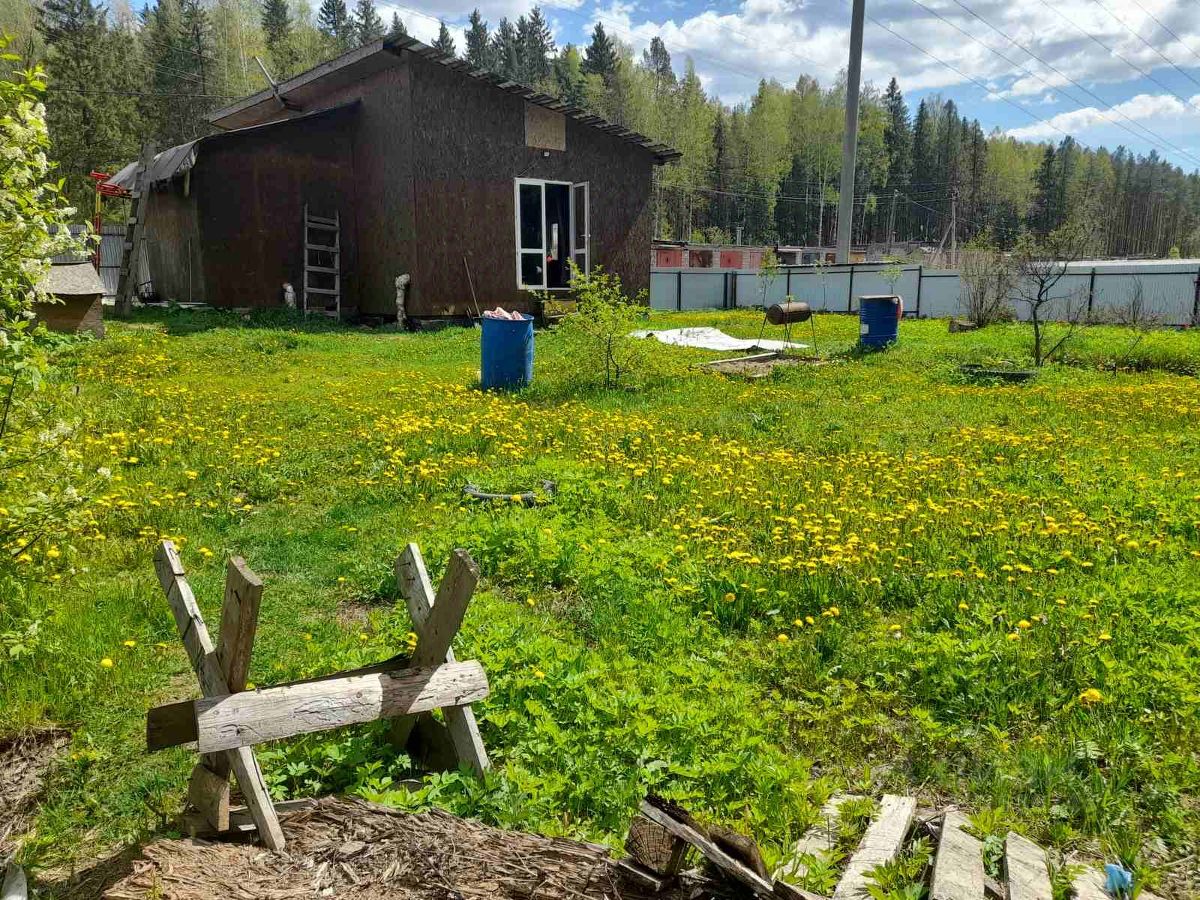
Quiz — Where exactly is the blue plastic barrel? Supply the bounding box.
[859,295,901,348]
[480,314,534,390]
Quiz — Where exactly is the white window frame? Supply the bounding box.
[514,178,589,291]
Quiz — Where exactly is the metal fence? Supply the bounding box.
[650,262,1200,326]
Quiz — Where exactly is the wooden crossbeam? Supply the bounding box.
[181,661,488,753]
[391,544,489,774]
[151,541,285,850]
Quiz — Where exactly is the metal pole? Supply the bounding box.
[836,0,866,265]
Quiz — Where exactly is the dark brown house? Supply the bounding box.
[111,37,679,321]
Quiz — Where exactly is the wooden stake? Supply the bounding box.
[390,544,490,774]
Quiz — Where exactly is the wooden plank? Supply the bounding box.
[187,762,231,832]
[193,661,489,753]
[151,540,284,851]
[1004,833,1052,900]
[626,814,688,875]
[147,653,412,751]
[831,795,916,900]
[2,863,28,900]
[1071,868,1109,900]
[638,800,775,897]
[931,811,984,900]
[391,545,490,775]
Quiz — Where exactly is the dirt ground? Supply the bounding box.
[96,797,694,900]
[0,728,70,858]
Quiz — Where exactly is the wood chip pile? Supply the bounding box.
[0,728,69,857]
[104,797,691,900]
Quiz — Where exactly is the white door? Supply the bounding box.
[569,182,589,279]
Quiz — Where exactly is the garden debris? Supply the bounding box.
[482,307,525,320]
[631,327,807,353]
[0,728,70,856]
[103,796,690,899]
[462,480,556,506]
[958,363,1036,382]
[702,352,829,379]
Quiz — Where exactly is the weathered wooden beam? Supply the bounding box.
[152,540,284,851]
[1004,833,1051,900]
[626,813,688,875]
[831,795,916,900]
[187,762,231,833]
[147,653,411,751]
[204,556,264,781]
[218,557,263,692]
[1071,868,1109,900]
[778,794,860,880]
[931,811,984,900]
[391,545,489,774]
[191,661,488,753]
[638,800,775,897]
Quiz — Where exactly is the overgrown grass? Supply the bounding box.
[3,309,1198,888]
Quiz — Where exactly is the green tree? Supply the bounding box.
[490,17,518,78]
[516,7,553,85]
[261,0,296,75]
[464,8,489,69]
[582,22,616,82]
[316,0,351,49]
[39,0,141,207]
[641,36,674,98]
[388,12,406,38]
[432,20,456,56]
[553,44,587,108]
[352,0,383,45]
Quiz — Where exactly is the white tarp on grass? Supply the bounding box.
[630,327,808,352]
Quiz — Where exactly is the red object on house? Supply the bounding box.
[718,249,743,269]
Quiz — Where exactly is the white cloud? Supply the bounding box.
[1006,91,1200,140]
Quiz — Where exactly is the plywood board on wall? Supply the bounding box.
[525,103,566,151]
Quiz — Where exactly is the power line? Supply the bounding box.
[1089,0,1200,95]
[1032,0,1200,118]
[941,0,1200,171]
[902,0,1200,170]
[52,87,238,98]
[1123,0,1200,70]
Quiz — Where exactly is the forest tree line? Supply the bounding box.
[10,0,1200,258]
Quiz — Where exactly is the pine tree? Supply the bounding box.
[1031,144,1058,235]
[552,43,586,108]
[316,0,351,49]
[642,36,674,97]
[352,0,383,45]
[389,12,406,38]
[40,0,141,207]
[582,22,616,82]
[261,0,296,76]
[882,78,912,187]
[432,20,456,56]
[515,7,553,84]
[490,17,519,79]
[464,9,490,69]
[910,99,937,237]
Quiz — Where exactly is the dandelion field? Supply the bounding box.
[3,309,1200,890]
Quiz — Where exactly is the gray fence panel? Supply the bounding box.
[919,274,961,317]
[682,271,727,310]
[650,271,680,310]
[1090,271,1195,325]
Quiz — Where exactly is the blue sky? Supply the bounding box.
[379,0,1200,171]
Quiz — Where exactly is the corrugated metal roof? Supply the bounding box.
[206,38,682,163]
[39,262,105,297]
[108,141,199,190]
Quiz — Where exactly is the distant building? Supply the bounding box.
[652,241,866,270]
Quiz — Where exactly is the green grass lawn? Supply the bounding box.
[3,308,1199,891]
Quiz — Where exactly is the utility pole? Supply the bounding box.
[887,189,898,254]
[950,190,957,268]
[836,0,866,265]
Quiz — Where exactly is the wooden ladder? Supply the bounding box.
[303,204,340,318]
[115,142,156,317]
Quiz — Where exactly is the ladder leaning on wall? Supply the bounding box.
[302,205,340,318]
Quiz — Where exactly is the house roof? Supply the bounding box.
[107,102,361,190]
[39,262,105,297]
[206,37,682,164]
